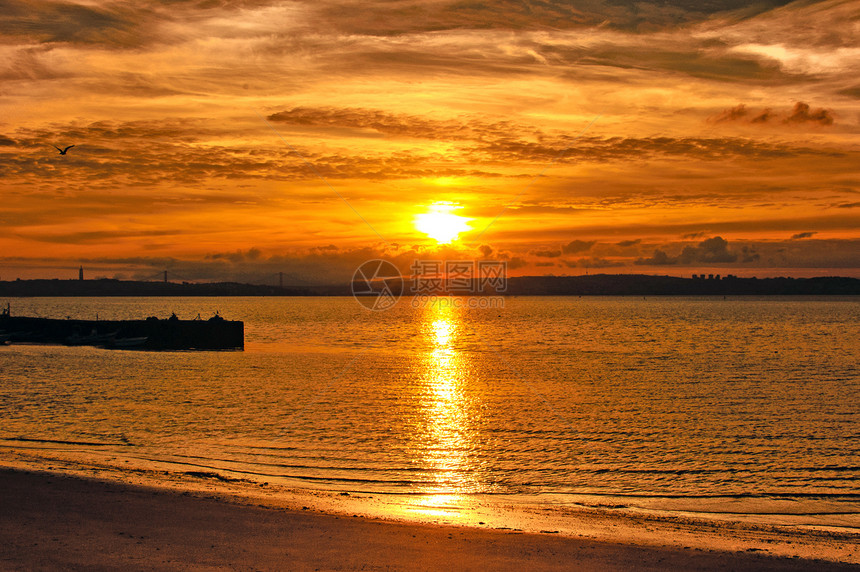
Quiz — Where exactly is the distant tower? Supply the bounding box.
[279,272,284,289]
[164,270,168,283]
[79,266,84,281]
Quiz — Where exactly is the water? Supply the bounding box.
[1,296,858,527]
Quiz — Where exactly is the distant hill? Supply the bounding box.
[0,274,857,297]
[0,279,310,297]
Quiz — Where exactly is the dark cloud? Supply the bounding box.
[205,247,264,263]
[751,108,776,123]
[506,256,528,270]
[317,0,797,36]
[836,86,860,99]
[791,231,817,240]
[326,32,799,84]
[740,245,759,263]
[636,236,737,265]
[683,237,737,263]
[616,239,641,247]
[532,249,562,258]
[566,44,788,82]
[562,240,595,254]
[0,135,16,146]
[0,0,164,47]
[471,134,843,164]
[267,106,486,140]
[712,104,749,122]
[636,248,676,266]
[785,102,834,126]
[711,101,834,126]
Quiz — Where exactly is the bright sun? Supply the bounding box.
[415,202,471,244]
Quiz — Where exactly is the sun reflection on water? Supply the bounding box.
[404,301,486,520]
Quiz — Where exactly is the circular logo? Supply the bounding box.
[351,259,403,311]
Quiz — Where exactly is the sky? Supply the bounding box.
[1,0,858,284]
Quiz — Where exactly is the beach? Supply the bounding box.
[1,468,858,571]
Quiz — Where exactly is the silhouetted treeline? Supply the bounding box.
[0,275,857,297]
[0,279,310,297]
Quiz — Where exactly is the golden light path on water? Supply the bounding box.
[403,301,485,520]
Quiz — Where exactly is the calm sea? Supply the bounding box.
[1,296,858,527]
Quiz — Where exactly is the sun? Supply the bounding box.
[415,202,471,244]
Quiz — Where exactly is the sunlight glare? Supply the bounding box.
[415,202,471,244]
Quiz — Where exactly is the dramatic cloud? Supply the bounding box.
[713,104,752,122]
[711,101,834,126]
[636,236,738,265]
[786,102,834,125]
[682,236,738,263]
[562,240,595,254]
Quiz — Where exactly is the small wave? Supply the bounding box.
[183,471,248,482]
[229,444,299,452]
[540,491,860,500]
[589,467,721,475]
[2,436,131,447]
[169,453,438,474]
[796,466,860,473]
[131,456,433,486]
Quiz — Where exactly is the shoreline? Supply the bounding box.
[1,464,858,570]
[3,444,858,537]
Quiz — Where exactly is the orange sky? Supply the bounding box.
[1,0,858,282]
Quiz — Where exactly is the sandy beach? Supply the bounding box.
[1,468,857,571]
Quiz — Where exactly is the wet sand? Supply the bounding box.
[1,469,857,571]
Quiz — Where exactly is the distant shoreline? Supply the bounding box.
[0,274,859,297]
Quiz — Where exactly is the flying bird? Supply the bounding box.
[53,145,75,155]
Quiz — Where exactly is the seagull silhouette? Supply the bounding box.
[53,145,75,155]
